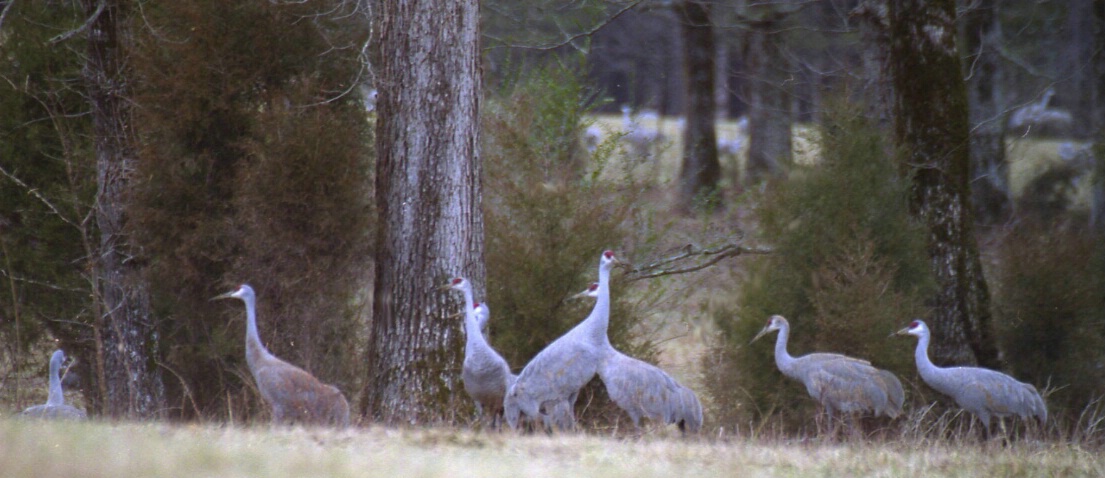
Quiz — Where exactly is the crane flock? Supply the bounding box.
[15,250,1051,443]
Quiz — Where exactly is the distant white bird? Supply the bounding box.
[214,284,350,427]
[443,277,515,428]
[20,349,87,420]
[1008,88,1071,134]
[620,105,665,159]
[752,315,904,433]
[896,320,1047,436]
[583,125,604,154]
[573,282,703,434]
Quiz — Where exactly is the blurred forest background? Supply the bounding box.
[0,0,1102,438]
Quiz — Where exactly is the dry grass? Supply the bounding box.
[0,419,1100,477]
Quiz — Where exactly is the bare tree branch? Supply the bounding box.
[49,0,105,44]
[484,0,642,52]
[623,242,772,282]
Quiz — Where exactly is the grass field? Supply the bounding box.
[1,419,1101,477]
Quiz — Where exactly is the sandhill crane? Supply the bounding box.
[620,105,665,159]
[20,349,87,420]
[895,320,1047,436]
[443,277,515,428]
[213,284,350,427]
[503,250,622,431]
[752,315,904,434]
[572,282,703,434]
[1008,88,1072,135]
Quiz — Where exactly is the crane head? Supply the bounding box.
[473,302,490,328]
[569,282,600,300]
[211,283,254,301]
[894,319,927,338]
[751,315,788,344]
[441,277,469,291]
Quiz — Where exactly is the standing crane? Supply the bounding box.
[752,315,904,434]
[895,320,1047,437]
[503,250,622,431]
[572,282,703,434]
[213,284,350,427]
[20,349,87,420]
[443,277,515,428]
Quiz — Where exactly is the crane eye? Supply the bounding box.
[910,320,920,328]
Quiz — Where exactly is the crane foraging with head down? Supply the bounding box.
[895,320,1047,436]
[20,349,87,420]
[572,282,703,434]
[752,315,904,433]
[213,284,350,427]
[443,277,515,428]
[503,250,622,431]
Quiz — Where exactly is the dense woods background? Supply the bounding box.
[1,0,1102,437]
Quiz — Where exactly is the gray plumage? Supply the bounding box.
[20,349,87,420]
[444,277,514,426]
[575,282,704,434]
[214,284,350,427]
[896,320,1047,433]
[503,250,621,431]
[752,315,905,421]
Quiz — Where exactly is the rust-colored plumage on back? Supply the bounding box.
[216,284,350,427]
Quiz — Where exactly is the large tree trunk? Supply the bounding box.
[675,0,721,212]
[1090,0,1105,231]
[744,14,791,184]
[887,0,999,368]
[964,0,1010,224]
[85,0,165,418]
[365,0,484,423]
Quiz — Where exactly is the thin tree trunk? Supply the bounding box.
[964,0,1010,224]
[675,0,721,212]
[365,0,484,424]
[744,14,791,184]
[85,0,165,418]
[887,0,999,368]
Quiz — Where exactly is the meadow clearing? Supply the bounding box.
[3,115,1099,477]
[1,418,1102,477]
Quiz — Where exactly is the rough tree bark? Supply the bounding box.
[84,0,166,418]
[887,0,1000,368]
[675,0,721,212]
[364,0,484,423]
[964,0,1010,224]
[743,12,791,184]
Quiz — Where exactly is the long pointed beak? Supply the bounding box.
[891,326,911,337]
[210,291,234,301]
[750,327,771,344]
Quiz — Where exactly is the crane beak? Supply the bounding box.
[210,291,235,301]
[891,326,911,337]
[750,327,771,344]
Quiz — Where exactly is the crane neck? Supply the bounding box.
[242,294,274,369]
[773,323,796,375]
[585,263,613,350]
[46,352,65,406]
[459,285,485,349]
[913,330,940,381]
